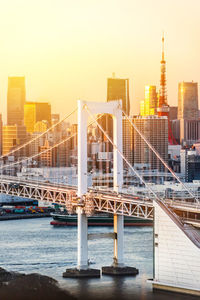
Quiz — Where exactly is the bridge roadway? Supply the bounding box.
[0,176,200,226]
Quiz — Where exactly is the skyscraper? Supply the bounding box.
[51,114,60,126]
[123,117,134,166]
[0,114,2,156]
[24,102,51,134]
[107,74,130,115]
[40,139,52,167]
[98,74,130,153]
[178,82,198,120]
[2,125,27,156]
[133,115,168,170]
[7,77,26,126]
[169,106,178,120]
[140,85,158,116]
[177,81,199,145]
[29,132,45,158]
[34,121,48,133]
[70,124,78,166]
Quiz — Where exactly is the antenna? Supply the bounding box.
[162,32,165,61]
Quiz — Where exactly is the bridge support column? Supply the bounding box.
[102,214,138,276]
[77,206,88,269]
[63,205,100,278]
[113,214,124,266]
[63,100,100,278]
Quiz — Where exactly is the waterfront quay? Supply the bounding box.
[0,202,54,221]
[0,212,51,221]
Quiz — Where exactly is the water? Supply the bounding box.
[0,218,195,300]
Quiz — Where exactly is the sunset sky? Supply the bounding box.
[0,0,200,121]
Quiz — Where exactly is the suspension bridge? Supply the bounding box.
[0,100,200,296]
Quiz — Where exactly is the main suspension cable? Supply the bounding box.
[121,108,199,204]
[84,104,161,202]
[0,113,105,172]
[0,107,78,160]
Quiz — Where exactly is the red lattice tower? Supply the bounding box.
[157,35,177,144]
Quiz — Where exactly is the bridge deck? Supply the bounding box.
[0,177,199,226]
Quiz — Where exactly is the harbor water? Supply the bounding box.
[0,218,195,300]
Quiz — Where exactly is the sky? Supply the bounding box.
[0,0,200,122]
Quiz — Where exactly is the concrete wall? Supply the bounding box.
[154,201,200,294]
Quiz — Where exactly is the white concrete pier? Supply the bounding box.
[113,214,124,266]
[77,207,88,269]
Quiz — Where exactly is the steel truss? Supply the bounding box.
[0,178,154,219]
[0,178,199,224]
[87,192,154,219]
[0,179,76,205]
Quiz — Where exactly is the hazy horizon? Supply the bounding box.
[0,0,200,123]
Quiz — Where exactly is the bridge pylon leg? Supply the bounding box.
[63,204,100,278]
[63,100,101,278]
[102,214,139,276]
[77,206,88,269]
[113,214,124,267]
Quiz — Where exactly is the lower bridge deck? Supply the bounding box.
[0,177,200,227]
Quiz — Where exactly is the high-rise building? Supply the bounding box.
[70,124,78,166]
[169,106,179,144]
[51,114,60,125]
[140,85,158,116]
[24,102,51,134]
[107,73,130,115]
[169,106,178,121]
[2,125,27,156]
[170,119,180,144]
[53,139,71,167]
[177,82,199,145]
[170,118,200,146]
[7,76,26,126]
[34,121,48,133]
[40,139,52,167]
[181,148,200,182]
[178,82,198,120]
[51,114,61,134]
[133,115,168,170]
[98,74,130,155]
[70,124,78,150]
[123,117,134,166]
[96,113,113,153]
[29,132,45,158]
[180,119,200,146]
[0,114,2,156]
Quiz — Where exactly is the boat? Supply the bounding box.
[50,213,153,226]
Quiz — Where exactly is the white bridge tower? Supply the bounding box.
[77,99,123,272]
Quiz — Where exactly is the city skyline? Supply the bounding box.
[0,2,200,299]
[0,1,200,121]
